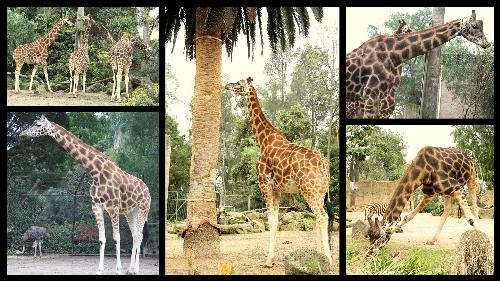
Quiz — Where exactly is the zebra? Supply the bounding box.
[364,203,387,220]
[364,203,403,233]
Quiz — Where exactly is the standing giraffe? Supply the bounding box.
[366,146,479,256]
[19,115,151,275]
[13,17,74,94]
[69,15,95,97]
[225,77,332,267]
[347,20,412,118]
[108,33,153,102]
[346,10,491,118]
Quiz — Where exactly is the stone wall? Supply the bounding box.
[346,179,415,211]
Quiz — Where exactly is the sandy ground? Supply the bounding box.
[7,90,120,106]
[346,211,494,249]
[7,254,159,275]
[166,230,340,275]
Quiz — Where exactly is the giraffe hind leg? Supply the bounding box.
[14,62,24,93]
[29,65,38,92]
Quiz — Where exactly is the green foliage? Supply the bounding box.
[451,125,494,189]
[122,83,159,106]
[166,115,191,192]
[275,105,311,142]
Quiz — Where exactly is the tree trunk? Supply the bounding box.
[421,7,445,119]
[349,156,359,208]
[165,135,171,211]
[141,8,151,69]
[75,7,85,49]
[182,7,221,259]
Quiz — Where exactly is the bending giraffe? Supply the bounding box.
[19,115,151,275]
[366,146,479,256]
[69,15,95,97]
[346,10,491,118]
[347,19,412,118]
[13,17,74,94]
[225,77,332,267]
[108,33,153,102]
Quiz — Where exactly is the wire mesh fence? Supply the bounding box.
[166,191,267,222]
[7,192,159,256]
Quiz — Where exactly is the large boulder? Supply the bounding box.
[219,223,254,234]
[243,211,261,220]
[351,219,368,239]
[250,219,265,233]
[284,249,330,275]
[86,82,105,93]
[281,211,304,224]
[479,207,494,219]
[53,82,69,91]
[166,221,186,235]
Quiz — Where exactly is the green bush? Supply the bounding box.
[122,83,159,106]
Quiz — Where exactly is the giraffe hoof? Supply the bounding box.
[425,240,436,245]
[264,260,274,268]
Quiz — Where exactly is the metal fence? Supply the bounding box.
[166,191,267,222]
[7,192,159,256]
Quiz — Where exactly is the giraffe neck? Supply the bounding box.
[246,86,285,148]
[80,25,91,50]
[39,19,66,47]
[393,19,462,66]
[383,164,421,224]
[49,122,111,174]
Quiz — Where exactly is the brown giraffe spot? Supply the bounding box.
[99,174,106,185]
[79,147,87,155]
[421,31,434,40]
[94,160,102,170]
[88,152,95,161]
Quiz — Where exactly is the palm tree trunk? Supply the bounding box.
[182,8,221,258]
[421,7,445,118]
[75,7,85,49]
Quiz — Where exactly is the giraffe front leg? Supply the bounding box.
[93,204,106,275]
[43,66,53,93]
[29,65,38,92]
[124,65,130,100]
[426,195,452,245]
[116,66,123,103]
[111,65,117,101]
[107,207,123,275]
[265,191,280,268]
[82,71,87,94]
[69,68,74,94]
[14,63,23,93]
[392,193,434,233]
[73,70,80,98]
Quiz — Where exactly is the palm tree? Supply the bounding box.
[421,7,445,118]
[165,7,323,258]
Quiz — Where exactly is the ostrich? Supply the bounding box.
[17,226,49,257]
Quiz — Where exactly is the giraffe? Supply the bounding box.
[19,115,151,275]
[69,15,95,97]
[224,77,332,267]
[13,17,74,94]
[346,10,491,118]
[108,33,153,102]
[366,146,479,256]
[346,20,412,118]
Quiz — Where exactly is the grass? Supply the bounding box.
[346,236,453,275]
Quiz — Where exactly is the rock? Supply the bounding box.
[284,249,330,275]
[479,207,494,219]
[351,219,368,239]
[250,219,265,233]
[280,221,304,231]
[243,211,261,220]
[219,223,254,234]
[166,221,186,235]
[86,83,105,93]
[281,211,304,224]
[53,83,69,91]
[226,212,249,224]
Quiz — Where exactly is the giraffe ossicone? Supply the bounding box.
[20,115,151,275]
[225,77,333,267]
[346,10,490,119]
[366,146,479,256]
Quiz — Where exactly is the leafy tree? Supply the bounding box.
[451,125,494,189]
[166,115,191,193]
[274,105,311,142]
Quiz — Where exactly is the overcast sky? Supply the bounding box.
[379,125,456,163]
[138,8,159,40]
[346,7,494,52]
[166,8,339,136]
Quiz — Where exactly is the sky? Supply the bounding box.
[379,125,456,163]
[166,8,339,136]
[346,7,494,52]
[138,8,159,40]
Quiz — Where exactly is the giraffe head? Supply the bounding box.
[80,15,95,25]
[366,217,392,256]
[395,19,412,34]
[60,16,74,27]
[459,10,490,49]
[224,77,253,96]
[128,34,153,60]
[19,115,54,138]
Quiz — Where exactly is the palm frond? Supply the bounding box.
[309,7,324,22]
[283,7,296,47]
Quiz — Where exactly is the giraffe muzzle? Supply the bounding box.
[19,131,28,138]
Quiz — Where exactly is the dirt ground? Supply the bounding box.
[166,230,339,275]
[346,211,494,249]
[7,90,120,106]
[7,254,159,275]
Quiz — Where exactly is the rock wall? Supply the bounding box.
[346,179,415,211]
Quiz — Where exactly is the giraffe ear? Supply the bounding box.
[470,10,476,21]
[401,19,406,25]
[246,77,253,85]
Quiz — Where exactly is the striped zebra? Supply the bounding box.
[364,203,387,220]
